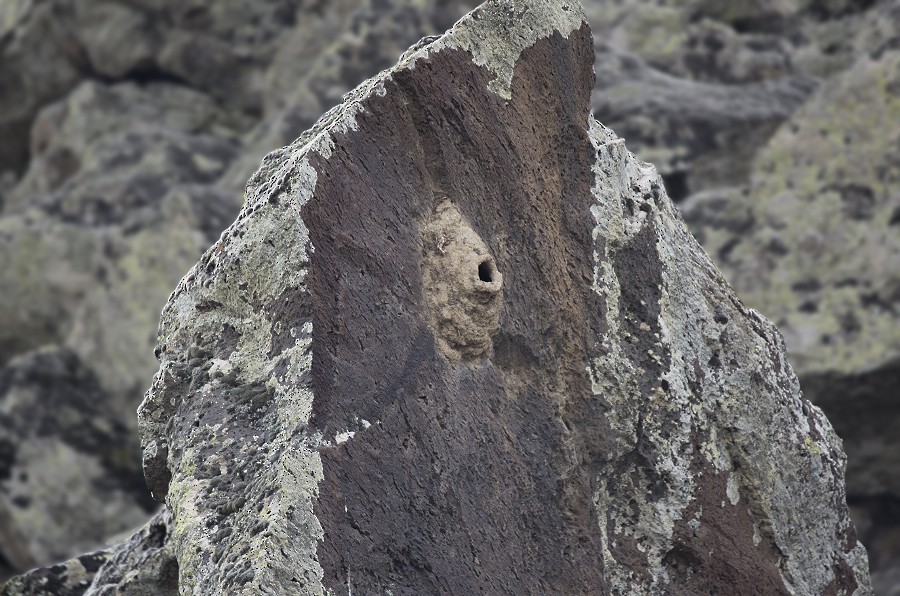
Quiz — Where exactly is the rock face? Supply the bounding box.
[664,5,900,589]
[585,0,900,200]
[581,2,900,589]
[0,0,894,591]
[0,79,245,579]
[683,45,900,498]
[130,1,870,593]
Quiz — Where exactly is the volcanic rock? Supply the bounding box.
[681,34,900,593]
[581,2,900,588]
[586,0,900,200]
[124,1,869,593]
[683,46,900,497]
[1,0,893,591]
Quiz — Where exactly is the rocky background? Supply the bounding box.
[0,0,896,592]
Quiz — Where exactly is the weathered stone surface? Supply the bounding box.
[0,348,154,581]
[0,2,82,179]
[0,0,300,179]
[0,508,176,596]
[582,2,900,588]
[82,508,177,596]
[0,80,244,423]
[0,78,244,577]
[681,37,900,594]
[1,0,895,589]
[1,0,474,195]
[683,44,900,493]
[218,0,476,193]
[586,0,899,200]
[0,550,108,596]
[127,1,869,593]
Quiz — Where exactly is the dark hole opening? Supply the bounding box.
[478,260,494,283]
[661,171,690,203]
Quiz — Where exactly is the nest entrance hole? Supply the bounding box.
[478,259,495,283]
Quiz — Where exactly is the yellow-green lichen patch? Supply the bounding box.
[804,436,824,456]
[706,51,900,379]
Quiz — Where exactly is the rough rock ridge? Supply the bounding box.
[95,0,872,594]
[581,2,900,589]
[2,0,898,586]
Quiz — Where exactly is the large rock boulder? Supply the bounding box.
[683,47,900,493]
[0,0,893,590]
[0,79,244,577]
[682,37,900,594]
[121,1,868,593]
[586,0,899,200]
[580,2,900,589]
[0,81,244,406]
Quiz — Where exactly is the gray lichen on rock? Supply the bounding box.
[0,508,177,596]
[0,348,155,579]
[588,122,870,594]
[683,45,900,501]
[431,0,585,98]
[82,508,178,596]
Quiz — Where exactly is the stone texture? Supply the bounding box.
[129,1,867,593]
[0,81,243,575]
[0,81,244,404]
[0,0,299,179]
[586,0,900,200]
[0,508,176,596]
[681,35,900,594]
[0,551,109,596]
[581,2,900,588]
[82,508,177,596]
[0,0,895,590]
[0,348,154,581]
[683,45,900,492]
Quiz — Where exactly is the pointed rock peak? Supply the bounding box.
[418,0,588,99]
[130,1,870,594]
